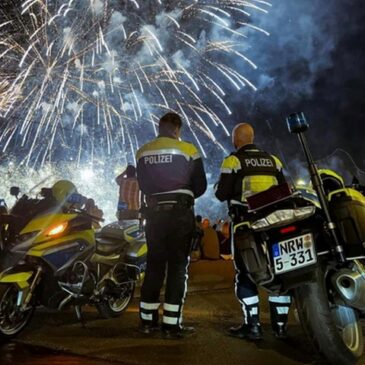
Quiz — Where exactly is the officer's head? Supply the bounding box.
[125,165,136,178]
[232,123,254,149]
[159,112,182,139]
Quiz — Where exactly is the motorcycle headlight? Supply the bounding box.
[251,206,316,231]
[46,222,68,237]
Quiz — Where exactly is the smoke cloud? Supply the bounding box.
[217,0,365,184]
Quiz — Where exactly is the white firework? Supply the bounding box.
[0,0,271,166]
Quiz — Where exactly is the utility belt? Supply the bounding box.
[142,193,194,214]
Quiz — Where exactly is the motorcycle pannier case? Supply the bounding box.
[234,225,268,277]
[329,188,365,254]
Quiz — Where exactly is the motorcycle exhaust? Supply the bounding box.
[333,268,365,311]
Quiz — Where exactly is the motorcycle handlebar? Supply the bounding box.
[67,208,105,223]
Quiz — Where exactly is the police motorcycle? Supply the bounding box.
[0,183,146,340]
[233,113,365,365]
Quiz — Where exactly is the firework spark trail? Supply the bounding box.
[0,0,271,167]
[0,160,121,223]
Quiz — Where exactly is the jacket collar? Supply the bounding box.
[157,134,178,140]
[236,143,258,153]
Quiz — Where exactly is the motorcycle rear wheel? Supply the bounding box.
[0,284,34,341]
[96,281,135,319]
[295,264,363,365]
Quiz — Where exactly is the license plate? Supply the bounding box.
[272,233,317,274]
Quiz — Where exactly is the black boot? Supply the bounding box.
[139,322,160,334]
[272,323,287,339]
[269,295,291,340]
[228,323,263,341]
[162,325,196,339]
[139,305,160,334]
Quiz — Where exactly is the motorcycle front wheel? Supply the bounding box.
[0,284,35,341]
[96,281,135,319]
[295,264,363,365]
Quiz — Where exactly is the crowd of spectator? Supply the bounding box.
[191,215,232,262]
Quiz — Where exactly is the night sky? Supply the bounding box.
[224,0,365,183]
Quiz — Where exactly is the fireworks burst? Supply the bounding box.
[0,160,121,222]
[0,0,271,167]
[0,0,271,220]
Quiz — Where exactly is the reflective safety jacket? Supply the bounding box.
[215,144,286,205]
[136,136,207,199]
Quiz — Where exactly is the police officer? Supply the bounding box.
[136,112,207,338]
[215,123,291,340]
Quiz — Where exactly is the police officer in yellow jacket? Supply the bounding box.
[136,112,207,339]
[216,123,291,340]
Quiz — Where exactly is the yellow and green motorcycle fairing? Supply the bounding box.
[0,211,147,294]
[0,210,95,290]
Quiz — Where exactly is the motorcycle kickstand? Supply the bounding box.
[75,305,87,328]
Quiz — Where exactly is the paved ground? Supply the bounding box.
[6,289,323,365]
[1,260,365,365]
[0,342,121,365]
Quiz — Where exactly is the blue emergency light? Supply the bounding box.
[67,193,85,205]
[286,112,309,134]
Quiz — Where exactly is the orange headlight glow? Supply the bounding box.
[47,222,68,236]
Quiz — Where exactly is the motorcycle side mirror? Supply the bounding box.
[10,186,20,198]
[286,112,309,134]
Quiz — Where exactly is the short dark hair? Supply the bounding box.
[125,165,136,178]
[159,112,182,135]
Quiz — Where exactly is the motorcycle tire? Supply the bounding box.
[96,282,135,319]
[0,284,35,341]
[295,264,363,365]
